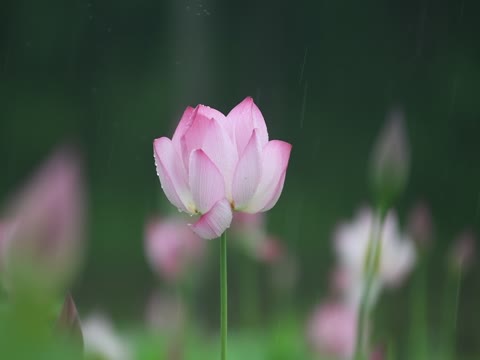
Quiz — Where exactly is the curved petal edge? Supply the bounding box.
[190,199,233,240]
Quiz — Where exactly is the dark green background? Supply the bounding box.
[1,0,479,355]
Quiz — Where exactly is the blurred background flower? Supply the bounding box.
[334,207,416,308]
[307,301,357,359]
[0,149,85,296]
[145,216,205,282]
[82,313,132,360]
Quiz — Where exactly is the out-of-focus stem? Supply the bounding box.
[441,266,462,360]
[220,231,228,360]
[408,252,429,360]
[354,210,386,360]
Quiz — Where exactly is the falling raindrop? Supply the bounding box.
[299,48,308,84]
[300,81,308,129]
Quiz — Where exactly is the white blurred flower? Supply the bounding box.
[334,207,416,307]
[82,313,131,360]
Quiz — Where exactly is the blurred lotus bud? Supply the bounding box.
[56,293,83,349]
[370,109,410,207]
[82,313,131,360]
[145,291,185,335]
[334,208,416,307]
[450,230,476,271]
[1,149,85,295]
[407,202,434,248]
[145,216,205,282]
[307,302,357,359]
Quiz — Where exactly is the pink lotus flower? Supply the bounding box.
[1,149,85,293]
[307,302,357,359]
[145,216,205,282]
[153,97,292,239]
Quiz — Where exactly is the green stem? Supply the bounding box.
[220,231,228,360]
[442,267,462,360]
[453,268,462,334]
[354,210,385,360]
[408,253,429,360]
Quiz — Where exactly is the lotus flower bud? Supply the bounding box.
[1,149,85,295]
[369,109,410,207]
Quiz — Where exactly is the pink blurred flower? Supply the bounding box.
[307,302,357,359]
[145,216,205,282]
[1,149,85,293]
[450,230,476,271]
[153,97,292,239]
[334,208,416,307]
[230,212,285,264]
[407,201,434,247]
